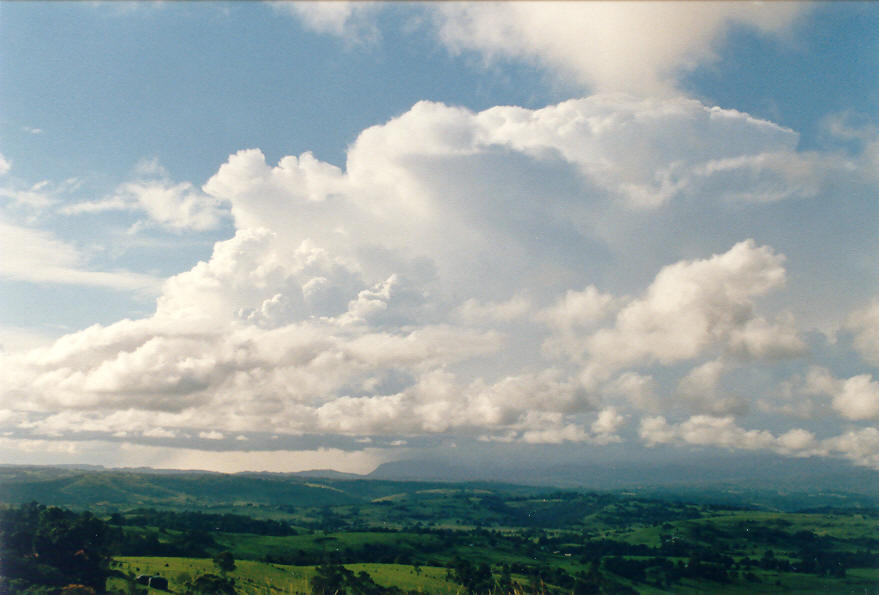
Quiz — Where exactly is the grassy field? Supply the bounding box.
[110,557,462,594]
[110,556,879,594]
[112,556,310,593]
[209,530,448,563]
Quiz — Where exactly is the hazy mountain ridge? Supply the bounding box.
[366,452,879,492]
[1,459,877,513]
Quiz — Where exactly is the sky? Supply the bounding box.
[0,1,878,475]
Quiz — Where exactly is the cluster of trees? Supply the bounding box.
[113,509,296,536]
[0,502,113,593]
[444,558,639,595]
[181,572,237,594]
[113,526,217,558]
[0,503,248,594]
[446,557,495,593]
[310,562,402,595]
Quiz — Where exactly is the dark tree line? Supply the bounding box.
[0,502,113,593]
[113,509,296,536]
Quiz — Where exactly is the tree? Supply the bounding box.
[184,573,237,594]
[213,551,236,574]
[311,562,350,595]
[448,557,494,594]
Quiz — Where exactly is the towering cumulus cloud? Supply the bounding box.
[3,87,876,471]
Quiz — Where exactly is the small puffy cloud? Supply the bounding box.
[603,372,659,412]
[468,371,596,424]
[540,285,619,362]
[639,415,776,451]
[312,368,597,439]
[275,1,382,44]
[639,415,879,469]
[143,427,176,439]
[454,295,533,325]
[521,424,590,445]
[676,359,746,415]
[0,154,10,176]
[798,367,879,422]
[590,407,626,444]
[727,313,806,360]
[63,174,228,232]
[833,376,879,422]
[775,428,819,454]
[581,240,796,382]
[821,428,879,470]
[846,299,879,366]
[540,285,616,330]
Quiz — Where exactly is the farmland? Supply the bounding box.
[0,466,877,593]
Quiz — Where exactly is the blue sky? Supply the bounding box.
[0,2,877,474]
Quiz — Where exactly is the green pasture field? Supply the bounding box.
[110,557,461,594]
[612,509,877,547]
[692,510,876,533]
[207,529,549,570]
[345,564,459,593]
[210,530,446,561]
[666,570,879,594]
[582,567,879,595]
[111,557,309,593]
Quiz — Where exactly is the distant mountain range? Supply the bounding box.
[2,452,875,512]
[365,451,879,493]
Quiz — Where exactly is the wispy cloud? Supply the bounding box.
[0,219,161,291]
[273,1,383,46]
[61,161,229,231]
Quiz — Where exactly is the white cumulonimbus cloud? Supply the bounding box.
[1,92,875,469]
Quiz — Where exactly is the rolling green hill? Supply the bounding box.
[1,466,877,594]
[0,466,543,517]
